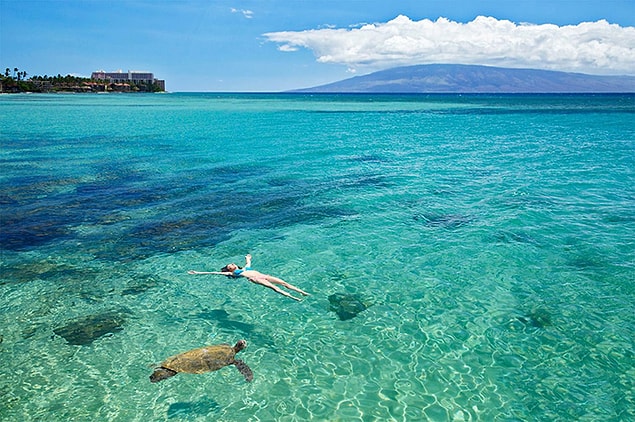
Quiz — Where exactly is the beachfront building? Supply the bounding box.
[91,70,165,91]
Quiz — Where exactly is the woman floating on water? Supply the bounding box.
[188,254,309,301]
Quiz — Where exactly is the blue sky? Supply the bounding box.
[1,0,634,92]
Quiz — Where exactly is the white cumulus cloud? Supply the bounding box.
[263,15,635,75]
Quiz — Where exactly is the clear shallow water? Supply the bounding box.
[1,93,634,421]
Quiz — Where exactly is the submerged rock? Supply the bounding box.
[516,309,552,328]
[53,311,126,345]
[121,275,161,296]
[328,293,372,321]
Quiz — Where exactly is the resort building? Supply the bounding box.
[91,70,165,91]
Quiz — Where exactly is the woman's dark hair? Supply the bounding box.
[220,265,241,277]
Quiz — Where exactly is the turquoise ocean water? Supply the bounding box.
[1,93,633,421]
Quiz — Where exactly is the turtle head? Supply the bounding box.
[234,339,247,352]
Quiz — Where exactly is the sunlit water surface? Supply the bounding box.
[1,93,634,421]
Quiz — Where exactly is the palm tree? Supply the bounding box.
[4,68,9,77]
[13,67,18,78]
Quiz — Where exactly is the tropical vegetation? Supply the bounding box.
[1,67,164,93]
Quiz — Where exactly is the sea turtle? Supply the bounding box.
[150,340,253,383]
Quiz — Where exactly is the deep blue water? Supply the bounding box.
[1,93,634,421]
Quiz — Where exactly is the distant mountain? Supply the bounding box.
[291,64,635,93]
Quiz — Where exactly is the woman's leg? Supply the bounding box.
[264,275,310,296]
[249,278,301,301]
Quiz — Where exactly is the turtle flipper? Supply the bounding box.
[150,367,178,383]
[234,359,253,382]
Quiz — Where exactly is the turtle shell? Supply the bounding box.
[161,344,236,374]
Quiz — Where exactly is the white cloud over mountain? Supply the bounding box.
[264,16,635,75]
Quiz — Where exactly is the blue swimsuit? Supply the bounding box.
[233,267,251,276]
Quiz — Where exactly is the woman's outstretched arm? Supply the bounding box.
[187,270,230,275]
